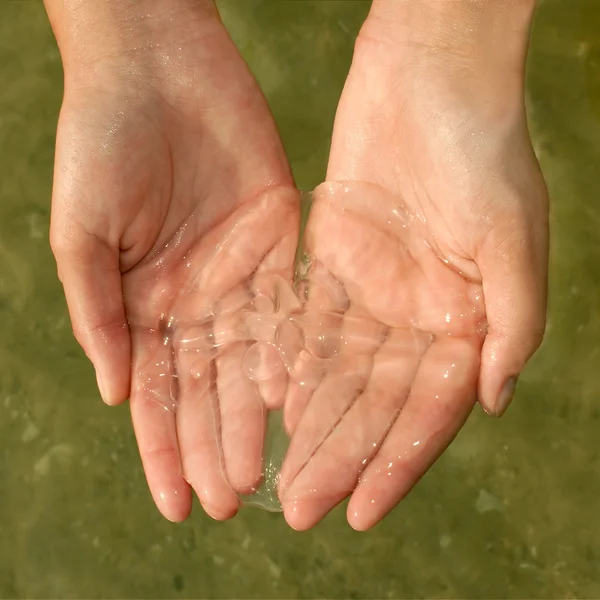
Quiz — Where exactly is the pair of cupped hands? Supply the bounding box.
[46,0,548,531]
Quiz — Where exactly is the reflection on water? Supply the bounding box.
[0,0,599,597]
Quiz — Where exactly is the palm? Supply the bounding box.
[279,182,484,531]
[51,21,297,522]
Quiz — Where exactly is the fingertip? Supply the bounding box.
[346,506,370,532]
[154,483,193,523]
[281,483,347,531]
[282,502,318,531]
[346,487,395,532]
[162,508,190,524]
[96,369,129,406]
[346,493,373,531]
[478,332,526,416]
[479,374,518,416]
[102,396,128,407]
[347,516,372,532]
[230,473,264,498]
[201,497,240,522]
[190,476,241,522]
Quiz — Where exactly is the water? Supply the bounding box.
[1,0,599,597]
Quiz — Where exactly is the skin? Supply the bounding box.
[280,0,549,530]
[43,0,549,529]
[44,0,299,522]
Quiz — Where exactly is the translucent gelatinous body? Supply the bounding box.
[136,182,487,520]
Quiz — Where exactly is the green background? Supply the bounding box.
[1,0,599,597]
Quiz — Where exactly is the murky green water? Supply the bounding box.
[1,0,599,597]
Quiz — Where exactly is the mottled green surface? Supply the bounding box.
[1,0,599,598]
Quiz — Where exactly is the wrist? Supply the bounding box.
[361,0,536,71]
[44,0,219,86]
[356,0,537,123]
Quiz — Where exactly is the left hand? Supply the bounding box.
[278,0,549,531]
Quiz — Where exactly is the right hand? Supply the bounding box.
[46,0,298,522]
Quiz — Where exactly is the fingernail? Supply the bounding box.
[495,376,517,416]
[96,370,109,404]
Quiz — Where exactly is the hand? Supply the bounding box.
[46,0,298,522]
[278,0,549,531]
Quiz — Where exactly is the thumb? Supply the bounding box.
[51,219,131,406]
[476,203,549,416]
[49,94,135,406]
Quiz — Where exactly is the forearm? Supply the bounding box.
[43,0,219,81]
